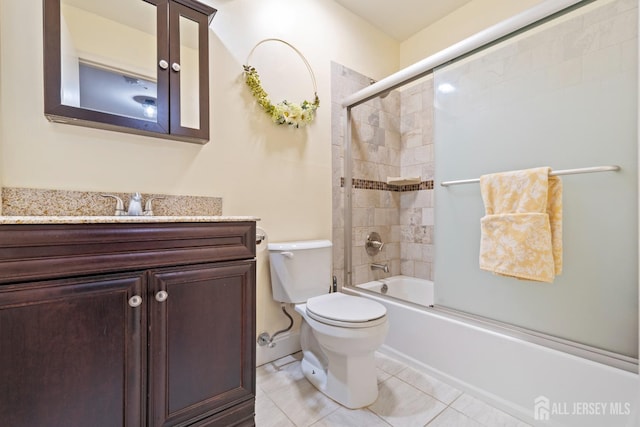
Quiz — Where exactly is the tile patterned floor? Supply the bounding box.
[256,352,532,427]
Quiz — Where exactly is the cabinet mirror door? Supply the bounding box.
[169,2,209,141]
[43,0,214,144]
[44,0,170,135]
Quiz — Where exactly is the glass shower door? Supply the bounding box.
[433,0,638,358]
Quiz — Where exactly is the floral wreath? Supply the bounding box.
[243,39,320,128]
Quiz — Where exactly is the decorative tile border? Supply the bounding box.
[1,187,222,217]
[341,177,434,192]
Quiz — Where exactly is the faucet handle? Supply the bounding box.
[365,232,384,256]
[101,194,126,216]
[144,197,165,216]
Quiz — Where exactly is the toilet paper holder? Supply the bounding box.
[256,228,267,245]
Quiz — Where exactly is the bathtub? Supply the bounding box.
[356,275,434,307]
[346,277,638,427]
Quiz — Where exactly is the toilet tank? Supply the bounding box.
[267,240,332,303]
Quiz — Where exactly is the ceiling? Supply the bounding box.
[65,0,472,43]
[332,0,473,41]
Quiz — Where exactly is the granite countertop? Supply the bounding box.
[0,215,260,225]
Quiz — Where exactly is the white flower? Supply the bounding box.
[243,65,319,128]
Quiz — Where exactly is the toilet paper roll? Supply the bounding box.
[256,227,268,252]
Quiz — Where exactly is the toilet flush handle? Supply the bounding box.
[280,251,294,259]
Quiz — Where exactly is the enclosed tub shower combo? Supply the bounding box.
[332,0,639,425]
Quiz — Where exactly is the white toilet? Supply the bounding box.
[268,240,388,409]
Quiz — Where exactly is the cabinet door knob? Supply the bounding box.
[128,295,143,307]
[155,290,169,302]
[171,62,181,72]
[159,59,169,69]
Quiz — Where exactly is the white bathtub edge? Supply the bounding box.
[347,287,639,427]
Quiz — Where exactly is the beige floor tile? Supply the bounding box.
[451,394,531,427]
[311,406,391,427]
[267,377,341,427]
[375,352,408,376]
[377,367,393,384]
[395,366,462,404]
[256,353,530,427]
[255,391,296,427]
[426,407,483,426]
[369,376,447,426]
[257,358,305,394]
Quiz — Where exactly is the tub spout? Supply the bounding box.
[371,263,389,273]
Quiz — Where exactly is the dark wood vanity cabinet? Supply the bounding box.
[0,221,256,427]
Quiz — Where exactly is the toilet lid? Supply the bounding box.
[306,293,386,323]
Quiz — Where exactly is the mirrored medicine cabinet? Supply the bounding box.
[43,0,216,144]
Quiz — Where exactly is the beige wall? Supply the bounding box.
[0,0,583,363]
[400,0,547,67]
[0,2,3,208]
[0,0,398,362]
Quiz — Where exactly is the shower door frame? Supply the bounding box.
[340,0,639,372]
[342,0,588,286]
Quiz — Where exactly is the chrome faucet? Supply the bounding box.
[127,193,143,216]
[102,193,151,216]
[371,263,389,273]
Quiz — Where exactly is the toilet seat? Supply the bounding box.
[305,293,387,328]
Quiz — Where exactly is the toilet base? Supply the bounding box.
[298,325,380,409]
[295,301,388,409]
[300,348,379,409]
[300,355,327,390]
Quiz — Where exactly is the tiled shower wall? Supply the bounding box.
[349,89,402,286]
[331,62,435,287]
[399,80,435,281]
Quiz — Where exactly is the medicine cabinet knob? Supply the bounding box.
[155,290,169,303]
[128,295,143,308]
[159,59,169,69]
[171,62,181,72]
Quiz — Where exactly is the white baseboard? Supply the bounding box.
[256,331,301,366]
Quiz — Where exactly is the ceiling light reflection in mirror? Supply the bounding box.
[60,0,157,121]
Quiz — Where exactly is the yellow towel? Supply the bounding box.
[479,167,562,283]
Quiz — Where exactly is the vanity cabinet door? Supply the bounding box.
[147,260,256,427]
[0,273,145,427]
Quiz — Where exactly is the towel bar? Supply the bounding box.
[440,165,621,187]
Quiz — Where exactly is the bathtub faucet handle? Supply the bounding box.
[365,232,385,256]
[371,240,384,250]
